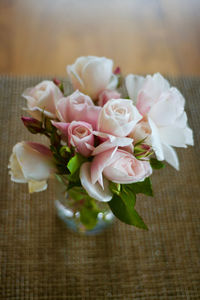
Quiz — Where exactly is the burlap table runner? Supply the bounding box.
[0,75,199,299]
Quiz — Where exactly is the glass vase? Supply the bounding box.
[54,179,115,235]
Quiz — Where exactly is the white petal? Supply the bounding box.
[107,74,118,90]
[145,73,170,99]
[148,117,164,161]
[184,127,194,146]
[80,162,113,202]
[83,58,113,99]
[15,143,51,181]
[125,74,145,103]
[67,65,84,90]
[28,180,48,193]
[149,92,184,126]
[159,126,187,148]
[174,112,187,128]
[162,143,179,170]
[8,152,27,183]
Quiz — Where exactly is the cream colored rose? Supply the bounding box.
[67,56,118,99]
[8,142,53,193]
[22,80,63,120]
[98,98,142,137]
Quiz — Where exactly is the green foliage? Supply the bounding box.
[59,146,71,157]
[68,186,90,201]
[108,193,147,230]
[127,177,153,197]
[80,200,99,230]
[150,158,165,169]
[44,118,54,133]
[121,186,136,207]
[108,179,152,229]
[67,153,87,175]
[109,182,121,195]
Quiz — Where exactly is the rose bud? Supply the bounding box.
[114,66,121,75]
[134,143,153,159]
[21,116,42,134]
[98,89,121,107]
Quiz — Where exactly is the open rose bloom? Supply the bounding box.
[8,56,194,231]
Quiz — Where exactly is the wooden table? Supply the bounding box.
[0,0,199,76]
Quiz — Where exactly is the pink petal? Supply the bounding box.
[51,121,70,137]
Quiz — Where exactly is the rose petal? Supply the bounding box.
[28,180,48,193]
[125,74,145,104]
[80,162,113,202]
[162,143,179,170]
[91,148,118,186]
[148,117,164,161]
[92,136,133,156]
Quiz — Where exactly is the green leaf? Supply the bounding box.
[80,201,99,230]
[127,177,153,197]
[150,158,165,169]
[108,194,148,230]
[67,153,87,175]
[68,186,90,201]
[134,137,147,146]
[66,171,80,184]
[50,128,61,146]
[121,186,136,207]
[44,117,54,133]
[109,182,121,195]
[66,180,81,190]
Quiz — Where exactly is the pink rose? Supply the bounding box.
[56,90,101,130]
[52,121,94,157]
[98,89,121,107]
[8,141,53,193]
[91,148,152,186]
[22,80,63,120]
[98,99,142,137]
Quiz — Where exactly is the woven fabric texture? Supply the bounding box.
[0,75,199,299]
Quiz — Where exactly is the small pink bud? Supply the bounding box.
[52,78,61,86]
[52,78,64,93]
[21,116,42,133]
[114,66,121,75]
[141,144,151,151]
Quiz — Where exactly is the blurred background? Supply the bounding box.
[0,0,199,76]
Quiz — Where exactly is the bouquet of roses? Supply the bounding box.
[8,56,193,230]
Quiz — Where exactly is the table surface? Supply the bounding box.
[0,75,199,299]
[0,0,200,76]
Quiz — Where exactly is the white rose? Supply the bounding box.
[22,80,63,120]
[8,142,53,193]
[98,98,142,137]
[67,56,118,99]
[126,73,194,169]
